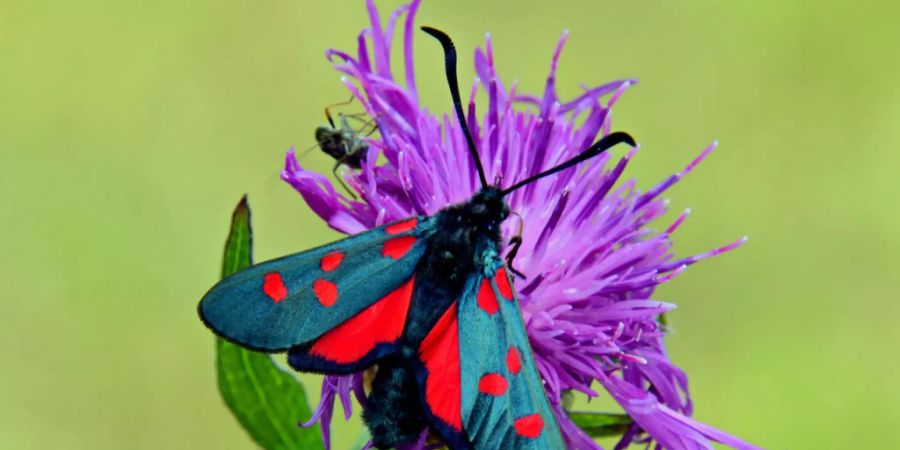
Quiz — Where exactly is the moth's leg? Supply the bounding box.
[505,212,527,279]
[505,236,526,279]
[363,356,427,449]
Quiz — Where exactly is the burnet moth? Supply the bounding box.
[199,27,636,450]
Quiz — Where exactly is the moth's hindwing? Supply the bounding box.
[199,216,431,352]
[416,300,469,450]
[287,274,416,374]
[413,254,566,450]
[458,261,566,449]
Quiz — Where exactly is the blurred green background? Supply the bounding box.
[2,0,898,448]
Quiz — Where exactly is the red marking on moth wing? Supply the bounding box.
[514,414,544,439]
[507,347,522,375]
[476,278,499,315]
[263,272,288,303]
[320,251,344,272]
[382,236,416,260]
[385,218,418,235]
[494,267,514,300]
[309,277,415,363]
[313,279,338,307]
[478,373,508,396]
[418,303,462,431]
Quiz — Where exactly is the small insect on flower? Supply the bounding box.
[198,27,635,450]
[312,97,377,195]
[315,97,376,170]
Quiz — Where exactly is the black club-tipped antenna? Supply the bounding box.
[499,132,636,196]
[421,26,488,188]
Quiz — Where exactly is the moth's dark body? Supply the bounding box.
[295,187,509,449]
[314,123,368,169]
[404,188,509,344]
[364,355,429,445]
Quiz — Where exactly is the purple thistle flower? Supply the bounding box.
[282,1,759,449]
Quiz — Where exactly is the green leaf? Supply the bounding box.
[215,195,324,450]
[567,411,633,438]
[221,195,254,279]
[657,312,668,327]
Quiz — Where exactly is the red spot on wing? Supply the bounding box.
[382,236,416,260]
[494,267,514,300]
[477,278,499,315]
[514,414,544,439]
[418,303,462,431]
[507,347,522,375]
[263,273,288,303]
[313,279,338,307]
[478,373,508,396]
[309,277,415,363]
[320,251,344,272]
[385,218,418,235]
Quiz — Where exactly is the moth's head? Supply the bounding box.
[469,187,509,225]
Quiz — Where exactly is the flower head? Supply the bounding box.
[282,1,757,449]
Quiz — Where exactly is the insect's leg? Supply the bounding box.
[342,112,372,123]
[296,141,322,161]
[343,112,384,137]
[332,159,358,199]
[505,212,527,279]
[363,119,381,138]
[323,94,355,128]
